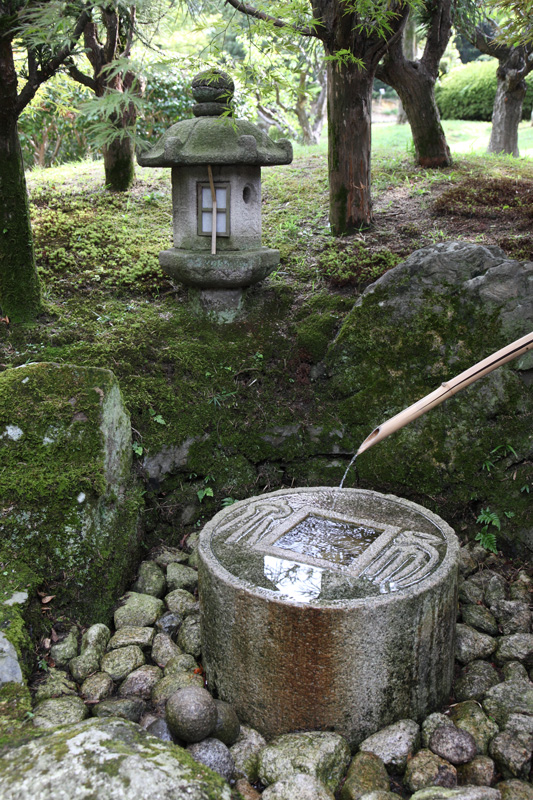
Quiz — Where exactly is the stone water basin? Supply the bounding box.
[198,487,459,748]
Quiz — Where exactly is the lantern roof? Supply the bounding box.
[137,69,293,169]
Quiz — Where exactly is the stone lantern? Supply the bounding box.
[137,69,293,316]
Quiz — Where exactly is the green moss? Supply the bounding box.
[0,682,40,751]
[325,288,533,550]
[0,552,43,675]
[295,293,352,362]
[0,363,141,622]
[0,128,43,322]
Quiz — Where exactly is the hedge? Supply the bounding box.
[435,59,533,121]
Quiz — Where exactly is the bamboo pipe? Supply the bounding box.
[207,165,217,255]
[357,330,533,457]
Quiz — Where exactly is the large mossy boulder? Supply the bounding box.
[324,242,533,556]
[0,717,233,800]
[0,363,142,622]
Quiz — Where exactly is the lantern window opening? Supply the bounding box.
[198,181,230,237]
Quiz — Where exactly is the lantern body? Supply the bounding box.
[171,165,261,252]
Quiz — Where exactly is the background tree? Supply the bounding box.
[253,41,327,145]
[224,0,411,233]
[395,12,417,124]
[473,19,533,155]
[68,4,142,190]
[376,0,453,167]
[0,0,90,321]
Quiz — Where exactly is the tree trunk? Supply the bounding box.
[0,124,43,321]
[327,60,374,233]
[472,26,532,158]
[397,13,417,125]
[0,38,42,322]
[103,134,135,191]
[394,65,452,167]
[488,60,526,156]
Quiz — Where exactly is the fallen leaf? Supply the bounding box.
[51,629,59,642]
[41,595,55,604]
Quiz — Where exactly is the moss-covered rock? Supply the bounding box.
[0,717,233,799]
[325,242,533,557]
[0,363,142,622]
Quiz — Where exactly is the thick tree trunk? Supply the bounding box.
[394,66,451,167]
[103,134,135,191]
[0,124,43,321]
[0,38,42,321]
[327,60,374,233]
[488,61,526,156]
[473,27,532,158]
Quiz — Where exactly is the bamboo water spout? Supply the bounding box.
[357,330,533,457]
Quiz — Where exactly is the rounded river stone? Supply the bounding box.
[262,774,335,800]
[119,665,162,699]
[81,672,114,703]
[404,749,457,792]
[114,592,164,629]
[257,731,351,794]
[32,696,89,729]
[151,633,182,667]
[81,623,111,655]
[167,563,198,593]
[187,738,235,781]
[165,589,198,616]
[151,672,204,707]
[131,560,166,598]
[213,699,240,746]
[93,698,145,723]
[100,645,145,681]
[429,725,478,765]
[166,686,217,743]
[164,653,197,675]
[107,626,155,650]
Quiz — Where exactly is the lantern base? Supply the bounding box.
[188,287,243,323]
[159,247,279,290]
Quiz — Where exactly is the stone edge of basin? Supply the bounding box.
[198,486,460,609]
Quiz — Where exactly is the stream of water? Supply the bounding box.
[339,452,358,489]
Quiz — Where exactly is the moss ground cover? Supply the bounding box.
[0,138,531,575]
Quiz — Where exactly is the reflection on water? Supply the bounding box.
[264,555,323,602]
[274,515,380,568]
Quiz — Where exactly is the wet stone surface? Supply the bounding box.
[208,490,452,602]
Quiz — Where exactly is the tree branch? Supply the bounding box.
[68,62,97,91]
[16,6,92,113]
[224,0,316,37]
[420,0,452,78]
[473,22,511,61]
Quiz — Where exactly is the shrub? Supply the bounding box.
[435,59,533,121]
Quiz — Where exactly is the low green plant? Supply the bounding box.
[149,408,166,425]
[197,487,214,503]
[482,443,517,473]
[475,507,516,553]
